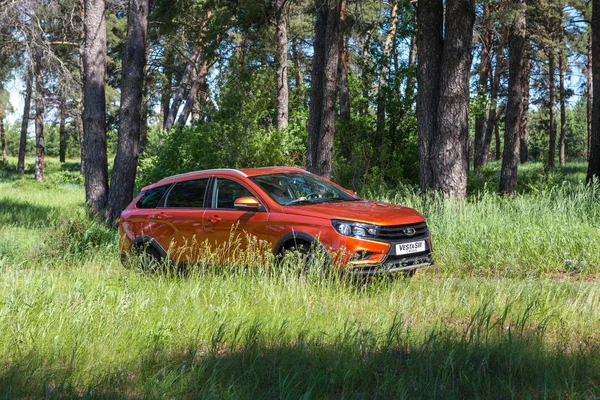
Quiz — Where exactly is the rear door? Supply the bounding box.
[154,178,210,262]
[203,177,271,265]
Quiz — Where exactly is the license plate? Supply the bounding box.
[395,240,425,255]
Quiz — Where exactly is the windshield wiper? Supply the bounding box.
[284,198,314,206]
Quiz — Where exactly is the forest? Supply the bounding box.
[1,0,600,397]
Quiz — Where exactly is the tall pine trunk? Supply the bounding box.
[587,0,600,182]
[375,0,399,148]
[82,0,109,213]
[474,2,492,169]
[34,50,45,183]
[275,0,289,131]
[177,58,208,126]
[0,115,6,162]
[559,48,566,166]
[416,0,443,192]
[338,0,350,124]
[17,70,33,175]
[499,0,526,195]
[307,0,340,179]
[106,0,150,223]
[59,94,67,163]
[520,52,530,163]
[431,0,475,197]
[404,6,417,112]
[587,33,593,160]
[547,50,557,169]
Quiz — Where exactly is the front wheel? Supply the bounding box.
[279,242,330,278]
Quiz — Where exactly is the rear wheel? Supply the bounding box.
[130,244,163,273]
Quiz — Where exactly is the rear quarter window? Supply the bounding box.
[136,185,170,209]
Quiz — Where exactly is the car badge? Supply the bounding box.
[404,227,416,236]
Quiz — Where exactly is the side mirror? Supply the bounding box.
[346,189,356,196]
[234,196,260,211]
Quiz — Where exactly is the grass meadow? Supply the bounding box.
[1,157,600,398]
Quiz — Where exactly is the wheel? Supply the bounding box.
[131,244,163,273]
[279,242,329,277]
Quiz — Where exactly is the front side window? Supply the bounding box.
[165,178,209,208]
[212,179,254,209]
[137,185,170,209]
[250,173,357,206]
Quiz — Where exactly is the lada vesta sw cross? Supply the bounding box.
[119,167,433,276]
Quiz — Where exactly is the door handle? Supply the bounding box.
[151,212,166,220]
[209,216,222,223]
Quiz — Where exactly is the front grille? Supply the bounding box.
[375,222,429,242]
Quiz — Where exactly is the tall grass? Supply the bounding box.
[1,157,599,397]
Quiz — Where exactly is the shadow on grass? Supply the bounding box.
[0,197,60,228]
[1,323,598,399]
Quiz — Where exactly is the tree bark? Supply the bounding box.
[17,70,33,175]
[59,94,67,163]
[431,0,475,197]
[307,0,340,179]
[163,46,201,131]
[559,47,566,166]
[547,50,557,169]
[474,2,492,169]
[519,52,530,163]
[275,0,289,131]
[106,0,150,223]
[338,0,350,124]
[82,0,109,213]
[588,0,600,183]
[177,58,209,126]
[499,0,526,195]
[375,0,399,148]
[34,50,45,183]
[416,0,443,192]
[405,8,417,108]
[291,37,303,88]
[587,32,593,160]
[0,116,6,162]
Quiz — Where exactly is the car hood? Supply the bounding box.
[281,200,425,225]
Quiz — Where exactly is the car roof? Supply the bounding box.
[141,166,309,191]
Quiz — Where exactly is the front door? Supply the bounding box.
[204,177,270,265]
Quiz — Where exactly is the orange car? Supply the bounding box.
[119,167,433,276]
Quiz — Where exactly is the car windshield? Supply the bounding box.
[250,173,358,206]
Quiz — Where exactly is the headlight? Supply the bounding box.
[331,220,380,238]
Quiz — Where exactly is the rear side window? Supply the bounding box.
[165,178,209,208]
[137,185,169,209]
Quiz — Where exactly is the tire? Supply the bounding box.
[280,242,329,277]
[131,244,163,273]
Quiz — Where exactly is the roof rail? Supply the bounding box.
[159,168,247,182]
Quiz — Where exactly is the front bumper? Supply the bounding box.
[345,250,434,276]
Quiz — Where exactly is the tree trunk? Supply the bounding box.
[0,116,6,162]
[34,50,45,183]
[474,2,492,170]
[485,31,507,166]
[275,0,289,131]
[548,50,557,169]
[59,94,67,163]
[17,70,33,175]
[499,0,526,195]
[403,8,417,119]
[559,47,566,166]
[106,0,149,223]
[338,0,350,124]
[519,52,530,163]
[588,0,600,183]
[587,32,593,160]
[0,83,6,162]
[431,0,475,197]
[82,0,109,213]
[160,48,173,128]
[307,0,340,179]
[163,47,201,131]
[375,0,399,148]
[416,0,443,192]
[291,37,303,88]
[177,58,209,126]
